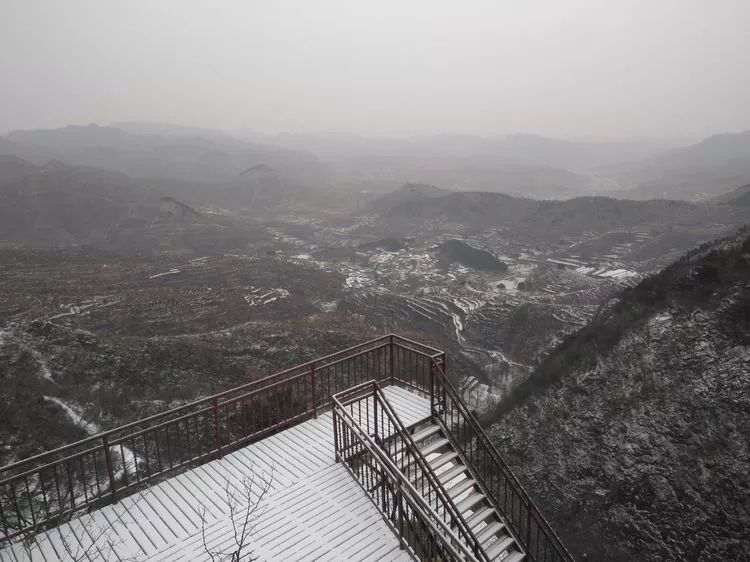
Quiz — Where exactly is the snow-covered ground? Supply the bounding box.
[43,396,140,479]
[149,268,181,279]
[243,287,291,307]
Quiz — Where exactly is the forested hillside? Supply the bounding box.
[489,230,750,561]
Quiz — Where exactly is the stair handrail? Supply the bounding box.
[332,394,478,561]
[370,383,491,561]
[430,359,574,562]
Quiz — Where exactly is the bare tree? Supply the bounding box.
[200,465,274,562]
[17,492,145,562]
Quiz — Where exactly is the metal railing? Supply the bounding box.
[333,380,490,560]
[429,359,574,562]
[0,333,573,562]
[332,388,478,561]
[0,334,435,545]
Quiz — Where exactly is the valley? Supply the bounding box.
[0,124,747,561]
[1,169,744,465]
[3,3,750,559]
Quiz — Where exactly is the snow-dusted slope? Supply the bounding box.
[489,230,750,561]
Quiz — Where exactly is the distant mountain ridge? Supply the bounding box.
[0,157,265,254]
[607,130,750,200]
[243,128,750,200]
[368,183,748,243]
[2,124,331,185]
[243,130,675,173]
[7,124,750,201]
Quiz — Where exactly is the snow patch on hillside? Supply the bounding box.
[44,396,99,434]
[149,268,181,279]
[43,396,140,478]
[243,287,291,306]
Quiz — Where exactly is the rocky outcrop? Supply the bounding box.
[437,239,508,272]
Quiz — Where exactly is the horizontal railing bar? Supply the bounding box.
[217,370,311,408]
[392,377,428,394]
[108,406,213,444]
[331,379,379,404]
[111,371,312,445]
[391,334,444,356]
[0,444,106,487]
[0,334,411,475]
[315,343,389,372]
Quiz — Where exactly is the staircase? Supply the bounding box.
[330,339,573,562]
[407,421,525,562]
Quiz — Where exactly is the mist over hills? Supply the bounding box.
[0,157,266,254]
[3,124,750,202]
[0,121,747,562]
[724,184,750,207]
[366,182,748,245]
[2,0,750,557]
[1,141,746,266]
[606,130,750,200]
[242,130,675,173]
[242,128,750,201]
[3,124,331,186]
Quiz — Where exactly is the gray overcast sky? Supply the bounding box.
[1,0,749,139]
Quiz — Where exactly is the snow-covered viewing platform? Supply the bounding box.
[1,385,426,561]
[0,335,572,562]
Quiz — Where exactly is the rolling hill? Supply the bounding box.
[607,130,750,200]
[0,157,265,254]
[367,184,747,246]
[3,124,331,185]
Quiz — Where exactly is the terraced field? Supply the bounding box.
[2,198,740,466]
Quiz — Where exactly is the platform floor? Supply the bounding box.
[1,385,430,562]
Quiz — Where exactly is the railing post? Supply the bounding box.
[389,335,395,384]
[102,434,117,503]
[396,479,405,550]
[333,408,340,463]
[526,501,533,553]
[311,364,317,419]
[429,361,435,415]
[439,354,447,413]
[373,385,379,442]
[380,467,388,514]
[212,398,223,459]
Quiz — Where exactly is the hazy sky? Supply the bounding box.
[1,0,749,139]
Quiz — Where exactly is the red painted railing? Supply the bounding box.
[0,334,441,545]
[1,334,573,562]
[333,380,487,560]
